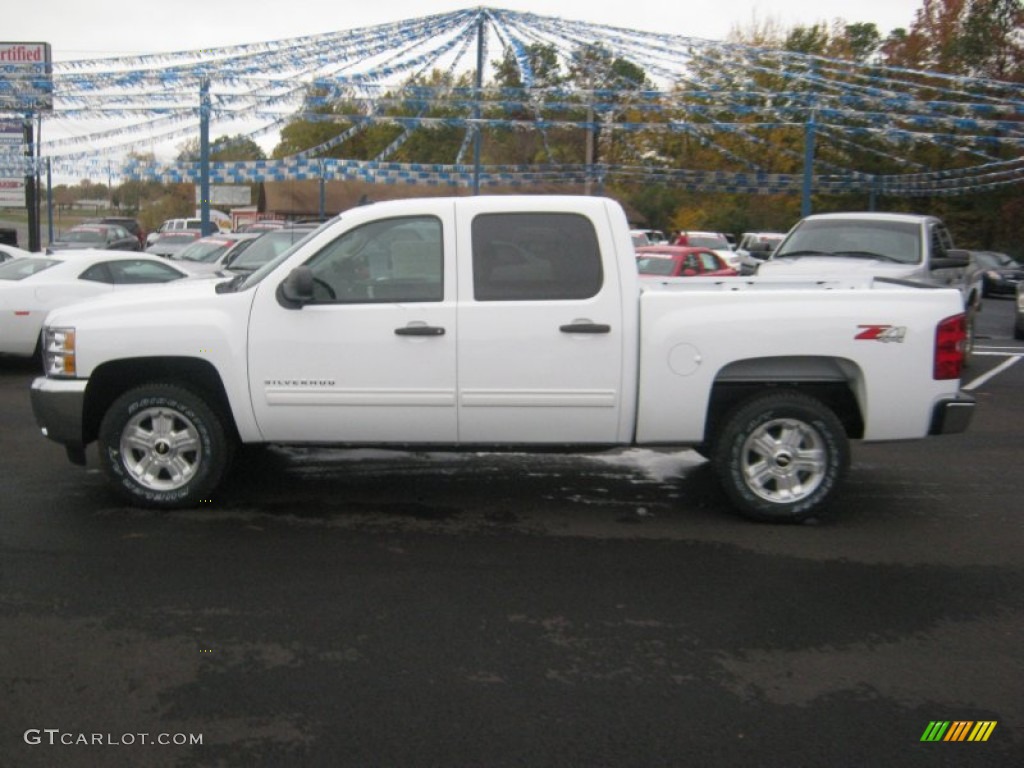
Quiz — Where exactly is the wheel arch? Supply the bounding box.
[83,357,237,446]
[704,356,866,445]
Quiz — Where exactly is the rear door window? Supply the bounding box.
[471,213,603,301]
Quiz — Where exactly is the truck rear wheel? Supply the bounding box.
[712,391,849,523]
[98,384,233,509]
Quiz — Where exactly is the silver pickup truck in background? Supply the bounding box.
[755,212,983,362]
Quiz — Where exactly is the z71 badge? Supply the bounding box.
[855,324,907,343]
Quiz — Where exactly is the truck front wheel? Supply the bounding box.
[712,391,849,523]
[98,384,233,509]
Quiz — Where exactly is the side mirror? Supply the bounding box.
[277,266,314,309]
[932,249,970,270]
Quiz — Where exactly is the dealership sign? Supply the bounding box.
[0,42,53,112]
[0,120,26,208]
[0,178,25,207]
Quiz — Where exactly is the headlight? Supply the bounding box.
[43,327,77,378]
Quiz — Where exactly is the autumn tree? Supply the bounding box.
[177,134,267,161]
[882,0,1023,79]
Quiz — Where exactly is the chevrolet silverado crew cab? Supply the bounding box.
[30,196,975,522]
[756,212,983,362]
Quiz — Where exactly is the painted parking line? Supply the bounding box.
[974,346,1024,355]
[964,356,1021,391]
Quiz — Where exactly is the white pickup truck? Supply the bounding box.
[30,196,975,522]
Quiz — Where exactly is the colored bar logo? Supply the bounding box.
[921,721,997,742]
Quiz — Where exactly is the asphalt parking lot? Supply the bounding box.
[1,297,1022,767]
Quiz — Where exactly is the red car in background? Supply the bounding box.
[635,245,738,278]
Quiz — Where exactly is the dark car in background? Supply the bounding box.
[48,224,142,252]
[971,250,1023,297]
[99,216,146,247]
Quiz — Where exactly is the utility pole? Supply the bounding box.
[199,78,211,234]
[472,15,484,195]
[24,115,39,251]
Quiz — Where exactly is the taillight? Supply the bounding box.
[934,313,966,380]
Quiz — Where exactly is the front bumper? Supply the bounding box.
[30,376,88,464]
[929,393,976,435]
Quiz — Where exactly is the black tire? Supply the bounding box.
[711,391,849,523]
[98,384,234,509]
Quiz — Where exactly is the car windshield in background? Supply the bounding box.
[60,228,106,243]
[174,239,235,263]
[636,257,675,275]
[974,251,1017,269]
[775,219,922,264]
[155,233,200,244]
[688,236,729,249]
[234,224,331,291]
[0,258,60,280]
[229,227,319,274]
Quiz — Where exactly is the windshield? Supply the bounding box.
[229,229,311,272]
[636,257,675,275]
[974,251,1016,269]
[235,222,333,291]
[775,219,922,264]
[0,257,60,280]
[61,228,106,243]
[175,239,233,263]
[687,235,729,249]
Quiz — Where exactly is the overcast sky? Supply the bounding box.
[8,0,924,60]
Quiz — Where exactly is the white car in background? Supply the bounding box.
[0,251,192,357]
[735,231,786,274]
[169,233,260,274]
[631,228,666,246]
[145,217,205,247]
[1,244,35,263]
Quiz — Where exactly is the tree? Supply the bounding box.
[492,42,563,89]
[844,23,883,62]
[136,184,194,234]
[959,0,1024,80]
[176,134,266,161]
[785,24,830,55]
[880,0,1023,79]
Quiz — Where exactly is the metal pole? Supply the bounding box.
[319,160,326,221]
[585,103,594,195]
[199,78,211,234]
[35,112,43,247]
[472,17,483,195]
[23,115,39,251]
[801,110,816,218]
[46,157,53,245]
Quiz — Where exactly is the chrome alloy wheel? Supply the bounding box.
[119,406,203,492]
[739,417,827,504]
